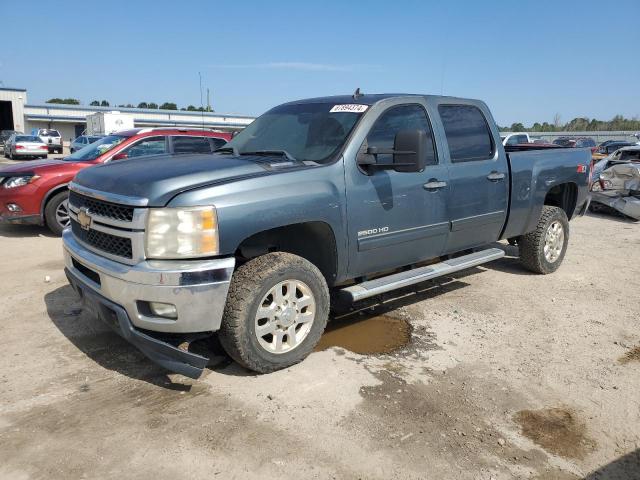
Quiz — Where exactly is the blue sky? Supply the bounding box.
[2,0,638,126]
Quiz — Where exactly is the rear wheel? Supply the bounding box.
[519,206,569,274]
[44,191,70,236]
[219,252,330,373]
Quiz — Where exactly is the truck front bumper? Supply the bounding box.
[62,229,235,378]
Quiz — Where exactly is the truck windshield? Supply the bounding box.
[64,135,127,161]
[225,102,365,163]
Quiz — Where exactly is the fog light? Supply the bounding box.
[6,203,22,212]
[149,302,178,319]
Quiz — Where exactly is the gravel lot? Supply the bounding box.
[0,198,638,479]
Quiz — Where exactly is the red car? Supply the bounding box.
[0,128,231,235]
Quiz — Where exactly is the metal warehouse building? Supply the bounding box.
[0,87,255,144]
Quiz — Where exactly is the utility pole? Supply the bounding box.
[207,88,211,112]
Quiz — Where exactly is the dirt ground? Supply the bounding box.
[0,207,638,479]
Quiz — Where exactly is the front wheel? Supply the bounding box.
[519,206,569,274]
[219,252,330,373]
[44,191,71,236]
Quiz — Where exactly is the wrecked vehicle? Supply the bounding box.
[590,146,640,220]
[61,93,591,378]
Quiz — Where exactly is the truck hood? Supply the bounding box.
[0,158,67,174]
[73,153,310,206]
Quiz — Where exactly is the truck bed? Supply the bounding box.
[501,147,592,240]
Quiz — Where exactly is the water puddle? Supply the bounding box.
[618,345,640,364]
[315,314,411,354]
[514,407,595,459]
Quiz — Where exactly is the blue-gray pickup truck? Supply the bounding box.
[62,93,591,378]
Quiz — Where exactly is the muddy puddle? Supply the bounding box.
[315,314,411,354]
[618,345,640,364]
[514,407,595,459]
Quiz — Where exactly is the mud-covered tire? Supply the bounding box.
[519,206,569,274]
[219,252,330,373]
[44,191,70,236]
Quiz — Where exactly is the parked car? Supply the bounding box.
[31,128,63,154]
[69,135,104,153]
[592,141,636,160]
[61,93,591,378]
[2,134,48,159]
[552,136,597,152]
[0,129,20,146]
[590,146,640,220]
[591,146,640,185]
[501,133,531,146]
[0,128,231,235]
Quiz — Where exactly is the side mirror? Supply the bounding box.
[111,152,128,161]
[393,129,427,172]
[356,129,427,173]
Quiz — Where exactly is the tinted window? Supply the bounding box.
[40,129,60,137]
[365,104,437,165]
[620,150,640,161]
[211,137,227,150]
[125,136,167,158]
[15,136,42,142]
[172,136,212,154]
[439,105,494,162]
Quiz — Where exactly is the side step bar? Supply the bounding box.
[340,248,505,302]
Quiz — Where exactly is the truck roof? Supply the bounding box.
[283,93,476,106]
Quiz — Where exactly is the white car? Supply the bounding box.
[3,134,49,159]
[501,133,531,146]
[31,128,63,154]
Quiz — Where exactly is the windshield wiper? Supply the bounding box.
[239,150,297,162]
[214,146,239,156]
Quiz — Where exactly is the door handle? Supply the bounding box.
[487,171,505,182]
[423,180,447,191]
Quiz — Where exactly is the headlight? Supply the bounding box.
[590,182,601,192]
[3,175,40,189]
[146,206,219,259]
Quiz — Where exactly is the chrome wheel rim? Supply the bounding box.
[544,220,564,263]
[254,279,316,354]
[56,199,70,228]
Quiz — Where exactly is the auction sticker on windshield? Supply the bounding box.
[329,104,369,113]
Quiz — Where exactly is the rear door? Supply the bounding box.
[437,103,509,253]
[345,103,450,276]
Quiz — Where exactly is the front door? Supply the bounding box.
[437,104,509,253]
[345,103,450,277]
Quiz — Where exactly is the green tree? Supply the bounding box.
[46,98,80,105]
[510,122,525,132]
[100,100,109,107]
[90,100,100,106]
[147,102,158,109]
[137,102,149,109]
[159,102,177,110]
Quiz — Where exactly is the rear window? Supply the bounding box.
[16,136,42,142]
[438,105,494,162]
[172,136,212,154]
[39,129,60,137]
[211,137,227,150]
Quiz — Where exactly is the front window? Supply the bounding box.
[620,150,640,161]
[123,136,167,158]
[225,102,365,163]
[64,134,127,161]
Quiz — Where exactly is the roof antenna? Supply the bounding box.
[352,87,362,100]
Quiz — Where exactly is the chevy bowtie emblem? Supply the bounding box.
[78,207,93,231]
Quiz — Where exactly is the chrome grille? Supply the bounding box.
[67,184,148,265]
[69,191,134,222]
[71,219,133,259]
